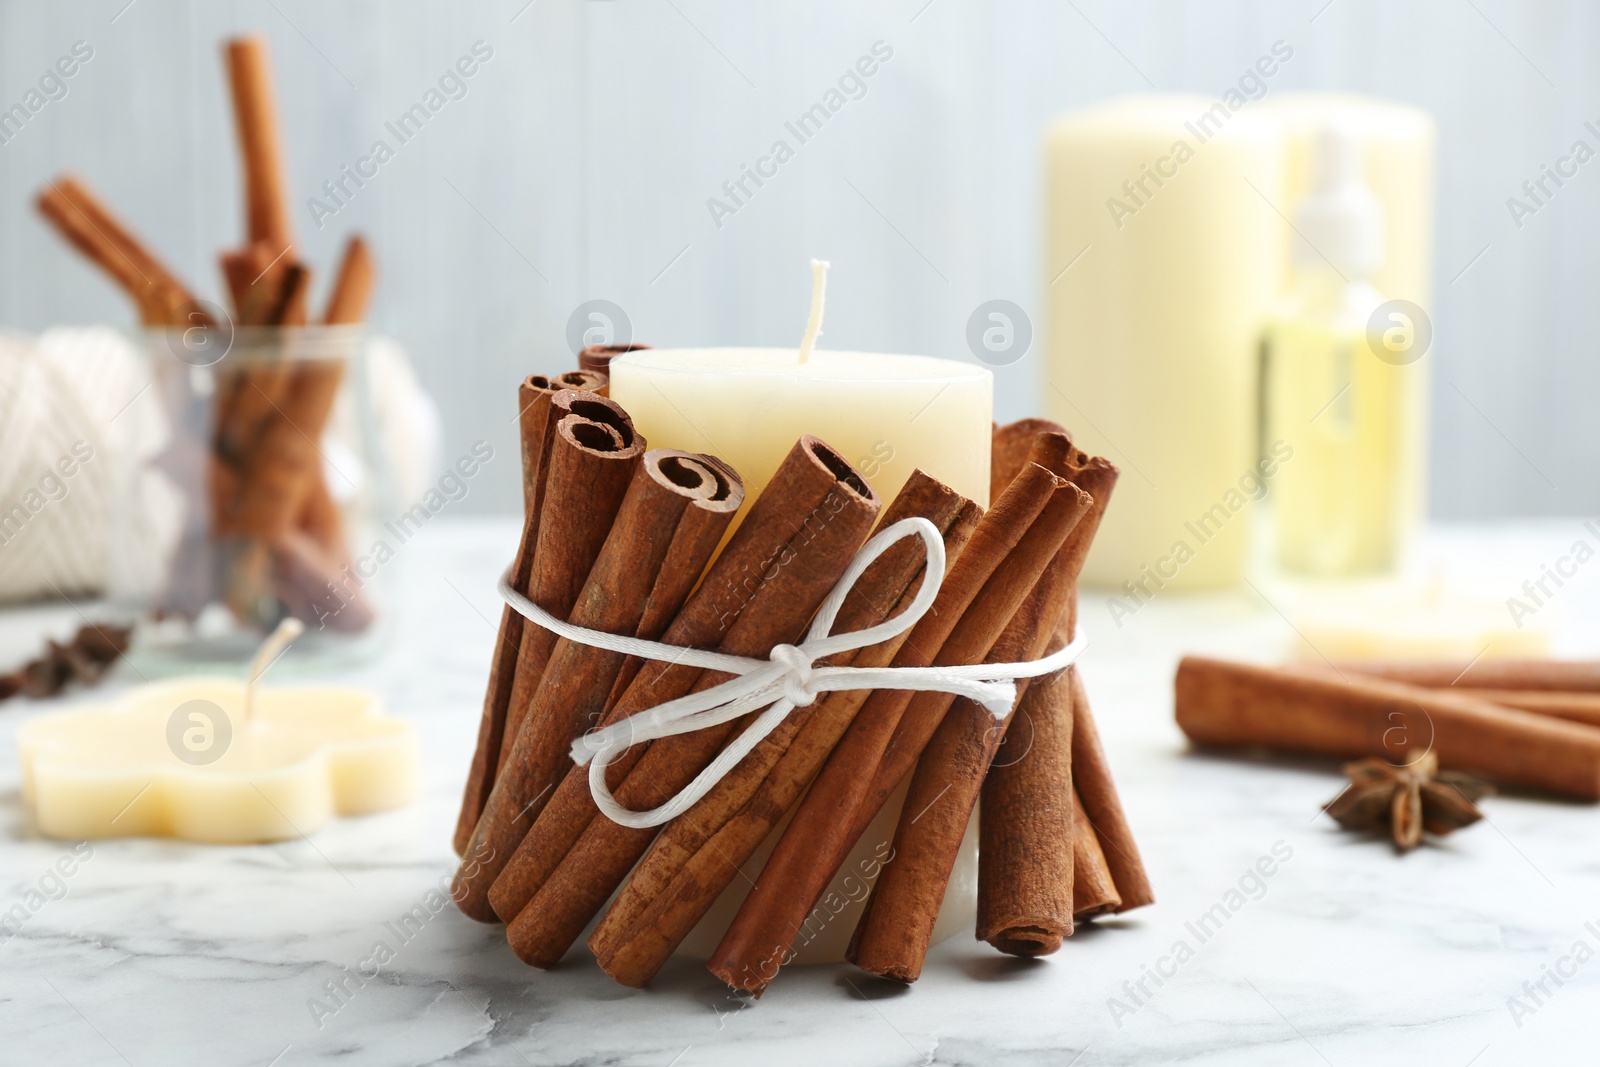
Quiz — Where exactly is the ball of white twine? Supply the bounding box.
[498,516,1089,830]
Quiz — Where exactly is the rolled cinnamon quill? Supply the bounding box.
[451,380,618,854]
[709,455,1085,996]
[35,175,213,327]
[1176,656,1600,799]
[578,343,650,376]
[493,436,881,966]
[976,666,1075,956]
[589,470,981,986]
[1069,671,1154,910]
[451,448,742,920]
[1331,659,1600,695]
[1071,792,1122,920]
[224,35,292,254]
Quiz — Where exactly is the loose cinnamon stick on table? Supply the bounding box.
[493,436,882,965]
[1449,689,1600,729]
[578,343,651,376]
[1330,659,1600,694]
[708,455,1083,996]
[850,438,1104,981]
[1176,656,1600,799]
[451,379,614,854]
[451,449,742,921]
[35,175,213,327]
[590,471,981,986]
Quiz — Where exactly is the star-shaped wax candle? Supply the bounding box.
[17,622,418,843]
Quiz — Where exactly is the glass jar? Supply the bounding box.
[112,325,393,672]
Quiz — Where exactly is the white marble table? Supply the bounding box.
[3,516,1599,1066]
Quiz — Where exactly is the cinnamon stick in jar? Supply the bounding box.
[1176,656,1600,799]
[492,436,881,965]
[450,449,742,921]
[35,175,213,327]
[1329,659,1600,694]
[708,458,1083,997]
[589,472,981,986]
[224,35,292,254]
[451,380,615,854]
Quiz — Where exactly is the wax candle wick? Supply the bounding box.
[796,258,830,365]
[245,618,304,726]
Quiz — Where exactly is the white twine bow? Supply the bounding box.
[498,517,1088,830]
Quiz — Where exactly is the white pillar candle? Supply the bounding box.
[610,348,992,515]
[613,260,991,514]
[1043,95,1285,591]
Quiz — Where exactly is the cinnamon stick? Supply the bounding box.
[707,458,1080,996]
[848,456,1096,981]
[451,449,742,920]
[451,380,615,853]
[990,417,1067,498]
[1329,659,1600,694]
[35,175,213,327]
[1447,689,1600,729]
[495,395,652,770]
[579,343,650,376]
[1072,792,1121,920]
[589,471,981,986]
[229,235,371,543]
[1070,671,1154,909]
[976,666,1075,955]
[492,436,881,965]
[321,235,375,325]
[1175,656,1600,798]
[224,35,292,254]
[523,371,607,508]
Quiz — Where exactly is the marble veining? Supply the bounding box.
[1,517,1598,1065]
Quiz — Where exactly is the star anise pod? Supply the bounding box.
[1322,751,1491,852]
[0,623,132,703]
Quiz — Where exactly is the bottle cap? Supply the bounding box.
[1294,125,1384,277]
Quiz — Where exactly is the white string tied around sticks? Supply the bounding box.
[497,517,1089,830]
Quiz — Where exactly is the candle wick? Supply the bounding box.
[245,619,304,726]
[796,258,830,365]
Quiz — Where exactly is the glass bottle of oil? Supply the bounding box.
[1265,126,1421,576]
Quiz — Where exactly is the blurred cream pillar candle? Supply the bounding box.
[1043,95,1285,590]
[609,265,992,513]
[17,623,418,843]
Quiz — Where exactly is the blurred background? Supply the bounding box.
[0,0,1591,523]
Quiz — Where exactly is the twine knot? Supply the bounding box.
[769,643,818,707]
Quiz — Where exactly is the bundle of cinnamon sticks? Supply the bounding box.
[451,363,1153,993]
[35,34,375,634]
[1176,655,1600,799]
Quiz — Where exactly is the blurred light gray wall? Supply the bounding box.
[0,0,1592,519]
